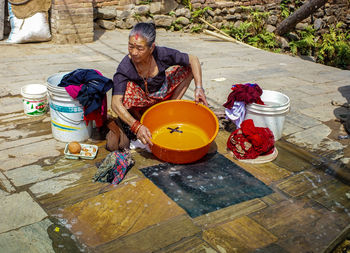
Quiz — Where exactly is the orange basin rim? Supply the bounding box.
[140,100,219,152]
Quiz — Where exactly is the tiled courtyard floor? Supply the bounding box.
[2,112,348,252]
[1,29,350,252]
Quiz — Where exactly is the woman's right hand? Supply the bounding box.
[137,125,153,146]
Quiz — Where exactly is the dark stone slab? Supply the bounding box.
[140,152,273,218]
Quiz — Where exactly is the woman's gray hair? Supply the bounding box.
[129,22,156,47]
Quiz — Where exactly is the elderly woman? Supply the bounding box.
[106,22,208,151]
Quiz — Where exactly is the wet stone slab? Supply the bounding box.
[285,111,322,129]
[0,139,64,171]
[155,235,216,253]
[0,131,53,150]
[0,96,24,114]
[273,141,316,173]
[0,191,47,233]
[61,178,185,247]
[233,157,292,185]
[193,198,267,228]
[0,171,16,193]
[5,164,65,187]
[95,215,201,253]
[276,171,335,197]
[306,180,350,213]
[282,121,305,136]
[140,152,273,218]
[0,219,54,253]
[249,199,350,253]
[35,153,142,212]
[30,172,83,198]
[202,216,278,252]
[285,124,344,152]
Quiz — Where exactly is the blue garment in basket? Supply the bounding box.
[58,69,113,115]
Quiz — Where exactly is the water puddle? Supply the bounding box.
[47,216,87,253]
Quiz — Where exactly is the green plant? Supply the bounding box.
[221,8,269,42]
[181,0,192,10]
[247,31,278,50]
[222,22,253,42]
[316,23,350,69]
[132,13,142,22]
[280,3,290,18]
[169,18,184,32]
[191,6,212,19]
[280,0,291,18]
[250,9,269,34]
[288,26,315,55]
[138,0,152,4]
[190,24,203,33]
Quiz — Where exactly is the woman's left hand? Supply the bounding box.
[195,87,209,107]
[137,124,153,146]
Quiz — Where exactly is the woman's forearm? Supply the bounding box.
[111,95,137,126]
[189,54,203,89]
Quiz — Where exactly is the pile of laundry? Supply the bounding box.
[223,83,275,160]
[58,69,113,128]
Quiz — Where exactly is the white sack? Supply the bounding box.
[7,4,51,44]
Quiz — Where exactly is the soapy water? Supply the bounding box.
[152,123,209,150]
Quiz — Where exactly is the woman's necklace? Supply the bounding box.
[134,57,153,96]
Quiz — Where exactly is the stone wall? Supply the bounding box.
[94,0,350,44]
[190,0,349,35]
[95,0,183,30]
[51,0,94,44]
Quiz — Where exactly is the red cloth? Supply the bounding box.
[223,83,264,109]
[123,65,191,109]
[83,97,107,127]
[227,119,274,159]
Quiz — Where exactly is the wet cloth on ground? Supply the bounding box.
[93,150,134,185]
[227,119,274,160]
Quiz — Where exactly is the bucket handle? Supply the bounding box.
[48,93,84,125]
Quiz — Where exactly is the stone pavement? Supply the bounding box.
[0,28,349,252]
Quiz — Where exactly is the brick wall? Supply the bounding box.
[93,0,120,8]
[51,0,94,44]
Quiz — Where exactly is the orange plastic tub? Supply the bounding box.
[140,100,219,164]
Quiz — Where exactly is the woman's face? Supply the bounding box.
[128,35,153,63]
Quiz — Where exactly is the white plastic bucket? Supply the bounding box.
[47,72,92,142]
[245,90,290,141]
[20,84,48,116]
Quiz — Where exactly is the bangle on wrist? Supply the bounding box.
[195,86,204,90]
[131,120,141,134]
[135,123,142,134]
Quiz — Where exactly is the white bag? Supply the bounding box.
[7,4,51,44]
